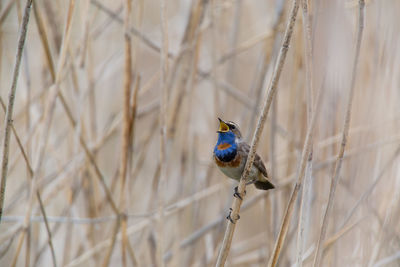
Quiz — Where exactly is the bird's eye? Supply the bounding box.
[229,124,236,130]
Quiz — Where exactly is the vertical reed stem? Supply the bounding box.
[157,0,169,266]
[312,1,365,266]
[0,0,33,224]
[296,0,314,265]
[215,0,300,265]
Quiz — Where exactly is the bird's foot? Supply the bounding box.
[233,186,246,200]
[226,208,240,224]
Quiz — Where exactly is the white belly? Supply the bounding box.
[218,162,260,182]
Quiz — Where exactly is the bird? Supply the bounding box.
[213,118,275,198]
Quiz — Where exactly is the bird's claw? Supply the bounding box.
[233,186,246,200]
[226,208,240,224]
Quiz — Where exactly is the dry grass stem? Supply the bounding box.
[216,0,301,265]
[296,0,314,265]
[156,0,169,266]
[268,74,324,267]
[0,0,32,223]
[312,1,365,266]
[116,0,135,266]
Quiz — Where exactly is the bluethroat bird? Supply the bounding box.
[213,118,275,198]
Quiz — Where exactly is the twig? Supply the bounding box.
[215,0,300,265]
[0,0,32,224]
[267,54,326,267]
[296,0,314,265]
[156,0,169,265]
[312,1,365,266]
[268,90,322,266]
[33,3,56,80]
[117,0,135,265]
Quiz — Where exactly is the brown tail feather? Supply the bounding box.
[254,180,275,190]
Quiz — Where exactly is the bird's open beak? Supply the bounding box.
[217,118,229,133]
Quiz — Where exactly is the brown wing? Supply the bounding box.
[238,142,269,179]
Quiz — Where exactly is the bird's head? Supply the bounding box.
[216,118,242,141]
[214,118,241,159]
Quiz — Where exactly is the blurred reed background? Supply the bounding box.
[0,0,399,266]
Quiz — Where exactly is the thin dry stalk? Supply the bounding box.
[33,183,82,265]
[0,68,56,267]
[118,0,134,265]
[24,225,30,267]
[54,0,75,82]
[122,77,141,267]
[0,0,32,223]
[156,0,169,265]
[0,9,61,265]
[296,153,312,266]
[215,0,300,265]
[312,1,365,266]
[0,99,31,177]
[78,0,91,67]
[11,226,30,267]
[267,74,325,266]
[368,185,400,267]
[33,3,56,80]
[296,0,314,265]
[102,216,121,267]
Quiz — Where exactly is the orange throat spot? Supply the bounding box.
[217,143,232,150]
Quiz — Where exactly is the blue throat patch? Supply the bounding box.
[214,131,237,162]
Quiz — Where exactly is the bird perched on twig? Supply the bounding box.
[213,118,274,199]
